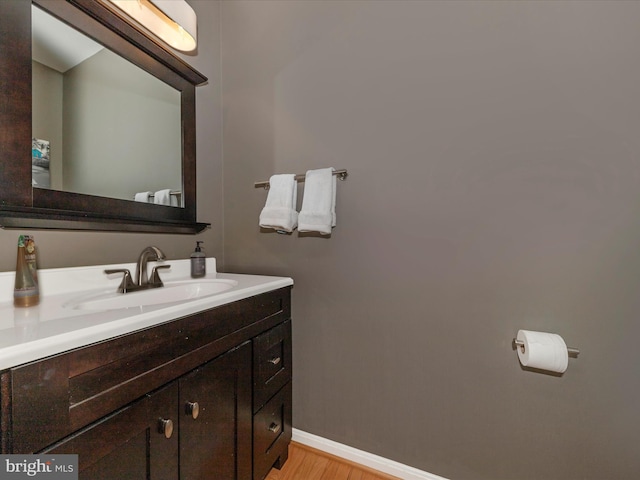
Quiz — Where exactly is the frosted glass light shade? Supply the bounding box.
[106,0,197,52]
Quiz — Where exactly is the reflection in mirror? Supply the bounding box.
[31,5,183,206]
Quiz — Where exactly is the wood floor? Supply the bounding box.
[265,442,401,480]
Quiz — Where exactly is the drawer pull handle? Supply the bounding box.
[268,422,281,434]
[158,418,174,439]
[268,356,281,365]
[185,401,200,420]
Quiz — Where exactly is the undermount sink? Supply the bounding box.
[64,279,238,311]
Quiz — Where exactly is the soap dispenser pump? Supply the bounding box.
[191,241,206,278]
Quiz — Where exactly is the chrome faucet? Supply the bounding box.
[105,246,170,293]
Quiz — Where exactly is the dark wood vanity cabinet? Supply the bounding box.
[0,287,292,480]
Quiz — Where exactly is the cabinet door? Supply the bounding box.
[179,342,252,480]
[45,382,179,480]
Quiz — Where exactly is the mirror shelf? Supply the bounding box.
[0,0,209,234]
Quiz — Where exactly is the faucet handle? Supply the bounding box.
[150,264,171,288]
[105,269,136,293]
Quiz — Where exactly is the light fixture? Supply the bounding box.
[106,0,197,52]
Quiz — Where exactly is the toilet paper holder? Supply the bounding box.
[513,338,580,357]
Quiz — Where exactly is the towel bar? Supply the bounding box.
[133,191,181,199]
[255,169,348,189]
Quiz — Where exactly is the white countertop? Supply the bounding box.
[0,258,292,370]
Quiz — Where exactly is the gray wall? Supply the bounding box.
[221,1,640,479]
[0,0,222,271]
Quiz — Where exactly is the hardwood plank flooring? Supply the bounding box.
[265,442,401,480]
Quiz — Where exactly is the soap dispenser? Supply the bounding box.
[191,241,206,278]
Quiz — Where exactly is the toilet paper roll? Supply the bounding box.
[516,330,569,373]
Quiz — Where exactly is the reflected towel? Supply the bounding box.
[154,189,172,206]
[259,174,298,233]
[298,168,336,235]
[134,191,152,202]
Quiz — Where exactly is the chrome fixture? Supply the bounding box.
[105,0,197,52]
[105,246,170,293]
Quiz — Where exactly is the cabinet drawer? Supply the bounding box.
[253,382,291,480]
[253,321,291,412]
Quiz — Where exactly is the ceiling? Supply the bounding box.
[31,5,104,73]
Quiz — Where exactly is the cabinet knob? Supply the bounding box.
[268,422,281,434]
[185,401,200,420]
[268,356,281,366]
[158,418,174,439]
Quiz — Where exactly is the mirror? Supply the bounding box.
[0,0,208,233]
[32,6,182,204]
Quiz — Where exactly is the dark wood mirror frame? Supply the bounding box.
[0,0,209,234]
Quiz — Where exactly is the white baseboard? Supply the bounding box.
[292,428,449,480]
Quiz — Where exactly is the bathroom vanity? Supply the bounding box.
[0,259,292,480]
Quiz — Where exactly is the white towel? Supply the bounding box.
[154,189,172,205]
[134,191,152,202]
[298,168,336,235]
[259,174,298,233]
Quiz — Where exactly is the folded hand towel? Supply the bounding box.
[259,174,298,233]
[298,167,336,235]
[134,191,152,202]
[154,189,172,206]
